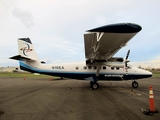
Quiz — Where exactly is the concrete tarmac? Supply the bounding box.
[0,76,160,120]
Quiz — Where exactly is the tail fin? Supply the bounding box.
[10,38,39,61]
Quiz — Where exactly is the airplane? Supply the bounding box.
[10,23,152,90]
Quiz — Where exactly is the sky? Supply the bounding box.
[0,0,160,68]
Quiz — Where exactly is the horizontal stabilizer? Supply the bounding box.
[9,55,35,61]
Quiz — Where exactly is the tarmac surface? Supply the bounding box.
[0,76,160,120]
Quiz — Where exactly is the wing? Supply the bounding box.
[84,23,142,63]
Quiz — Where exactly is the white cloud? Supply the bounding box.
[12,8,34,28]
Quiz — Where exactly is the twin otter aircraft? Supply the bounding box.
[10,23,152,90]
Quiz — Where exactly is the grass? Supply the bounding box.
[0,72,57,78]
[151,71,160,78]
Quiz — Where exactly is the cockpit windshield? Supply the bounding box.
[127,64,132,69]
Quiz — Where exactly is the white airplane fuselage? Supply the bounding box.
[20,61,152,81]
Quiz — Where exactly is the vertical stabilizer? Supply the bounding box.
[10,38,40,61]
[18,38,39,61]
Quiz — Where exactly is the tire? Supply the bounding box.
[91,83,99,90]
[132,81,138,88]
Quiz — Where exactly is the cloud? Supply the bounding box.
[12,8,34,28]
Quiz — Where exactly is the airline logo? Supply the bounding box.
[20,43,33,56]
[105,74,124,77]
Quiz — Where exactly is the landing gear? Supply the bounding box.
[90,81,99,90]
[132,81,138,88]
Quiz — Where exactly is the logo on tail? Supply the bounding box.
[20,43,33,56]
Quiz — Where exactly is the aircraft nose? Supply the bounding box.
[149,71,152,77]
[146,71,152,77]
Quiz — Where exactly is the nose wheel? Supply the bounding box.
[132,81,138,88]
[90,81,99,90]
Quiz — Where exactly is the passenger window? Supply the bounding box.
[111,67,114,70]
[116,67,119,70]
[75,67,79,70]
[93,66,97,70]
[83,66,87,70]
[103,66,106,70]
[88,66,92,69]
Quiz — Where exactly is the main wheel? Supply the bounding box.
[132,81,138,88]
[91,83,99,90]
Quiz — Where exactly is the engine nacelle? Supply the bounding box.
[104,62,124,68]
[86,57,125,68]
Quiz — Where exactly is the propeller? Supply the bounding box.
[125,50,130,68]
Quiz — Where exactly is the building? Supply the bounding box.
[0,66,22,72]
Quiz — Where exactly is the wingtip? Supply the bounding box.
[86,23,142,33]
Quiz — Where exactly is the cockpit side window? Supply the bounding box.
[127,66,132,69]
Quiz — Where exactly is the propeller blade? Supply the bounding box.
[125,50,130,67]
[126,50,130,60]
[125,62,127,67]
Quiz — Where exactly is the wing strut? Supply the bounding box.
[96,65,101,77]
